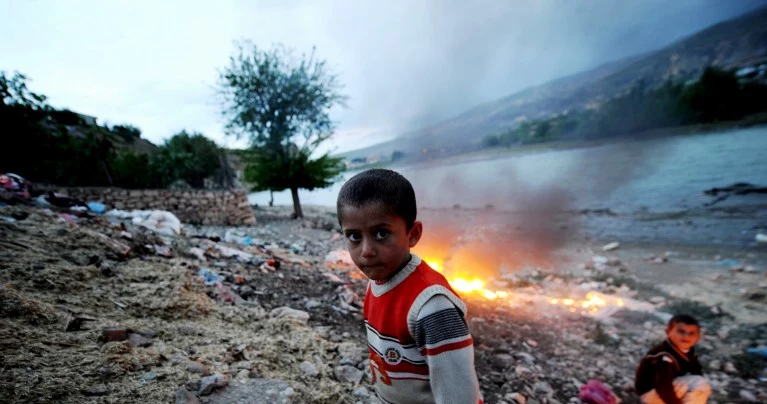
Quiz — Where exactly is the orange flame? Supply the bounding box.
[424,258,622,316]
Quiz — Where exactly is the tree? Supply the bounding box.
[153,130,223,189]
[112,124,142,141]
[218,41,346,218]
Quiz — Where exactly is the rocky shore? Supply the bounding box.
[1,204,765,403]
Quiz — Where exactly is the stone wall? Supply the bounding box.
[49,188,256,225]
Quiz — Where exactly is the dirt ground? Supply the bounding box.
[1,204,766,403]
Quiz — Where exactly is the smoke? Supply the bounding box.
[409,139,669,278]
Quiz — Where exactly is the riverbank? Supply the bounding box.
[1,204,766,403]
[347,116,767,173]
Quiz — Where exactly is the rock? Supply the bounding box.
[178,325,200,336]
[649,296,666,304]
[175,388,201,404]
[142,372,158,382]
[82,385,110,396]
[602,242,620,251]
[505,392,526,404]
[606,258,621,267]
[135,328,159,338]
[514,352,535,365]
[304,300,321,310]
[526,339,538,347]
[493,353,515,368]
[744,265,758,273]
[739,390,758,402]
[744,289,766,301]
[187,362,207,375]
[724,362,737,374]
[337,342,364,366]
[533,381,554,397]
[515,365,531,377]
[128,333,153,347]
[708,360,721,371]
[300,361,319,377]
[270,306,310,323]
[352,386,370,398]
[102,328,128,342]
[236,369,250,380]
[203,378,292,404]
[334,365,363,384]
[199,373,229,396]
[238,285,253,298]
[323,272,345,284]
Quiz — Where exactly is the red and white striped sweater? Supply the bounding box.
[364,255,483,404]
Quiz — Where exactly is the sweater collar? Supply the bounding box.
[665,339,692,361]
[369,254,422,297]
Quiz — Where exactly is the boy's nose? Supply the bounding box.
[361,240,376,258]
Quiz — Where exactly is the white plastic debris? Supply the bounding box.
[756,233,767,243]
[106,209,182,236]
[602,242,620,251]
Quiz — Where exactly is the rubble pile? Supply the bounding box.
[0,205,367,403]
[1,203,765,403]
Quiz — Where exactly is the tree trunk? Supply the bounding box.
[269,190,274,207]
[290,187,303,219]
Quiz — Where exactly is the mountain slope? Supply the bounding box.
[341,6,767,161]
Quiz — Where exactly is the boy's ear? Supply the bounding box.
[408,221,423,248]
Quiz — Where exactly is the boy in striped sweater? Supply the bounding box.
[337,169,483,404]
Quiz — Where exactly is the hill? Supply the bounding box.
[341,6,767,162]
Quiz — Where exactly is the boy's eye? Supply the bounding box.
[346,232,361,242]
[374,229,390,240]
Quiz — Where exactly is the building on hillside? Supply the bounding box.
[75,113,97,126]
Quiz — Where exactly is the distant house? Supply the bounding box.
[75,113,97,126]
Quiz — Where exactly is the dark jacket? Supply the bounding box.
[635,340,704,404]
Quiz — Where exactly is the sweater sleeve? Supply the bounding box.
[654,357,682,404]
[414,294,482,404]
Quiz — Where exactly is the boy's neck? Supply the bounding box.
[666,339,691,356]
[374,254,412,285]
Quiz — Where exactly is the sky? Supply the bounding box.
[2,0,765,154]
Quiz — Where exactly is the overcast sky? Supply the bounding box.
[2,0,765,153]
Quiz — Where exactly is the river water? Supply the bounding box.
[249,127,767,215]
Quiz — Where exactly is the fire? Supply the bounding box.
[424,258,627,317]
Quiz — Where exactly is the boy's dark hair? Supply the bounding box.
[337,169,417,229]
[667,314,700,330]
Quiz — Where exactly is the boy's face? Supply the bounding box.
[666,322,701,352]
[339,203,422,282]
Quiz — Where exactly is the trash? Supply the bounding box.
[270,306,310,323]
[325,248,354,269]
[153,245,173,258]
[224,230,254,246]
[45,191,87,209]
[106,209,182,236]
[718,259,741,267]
[58,213,77,224]
[602,242,620,251]
[102,328,129,342]
[87,202,106,214]
[0,173,32,201]
[189,247,206,261]
[757,233,767,243]
[198,268,220,286]
[215,244,255,263]
[746,347,767,359]
[578,380,616,404]
[1,216,16,223]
